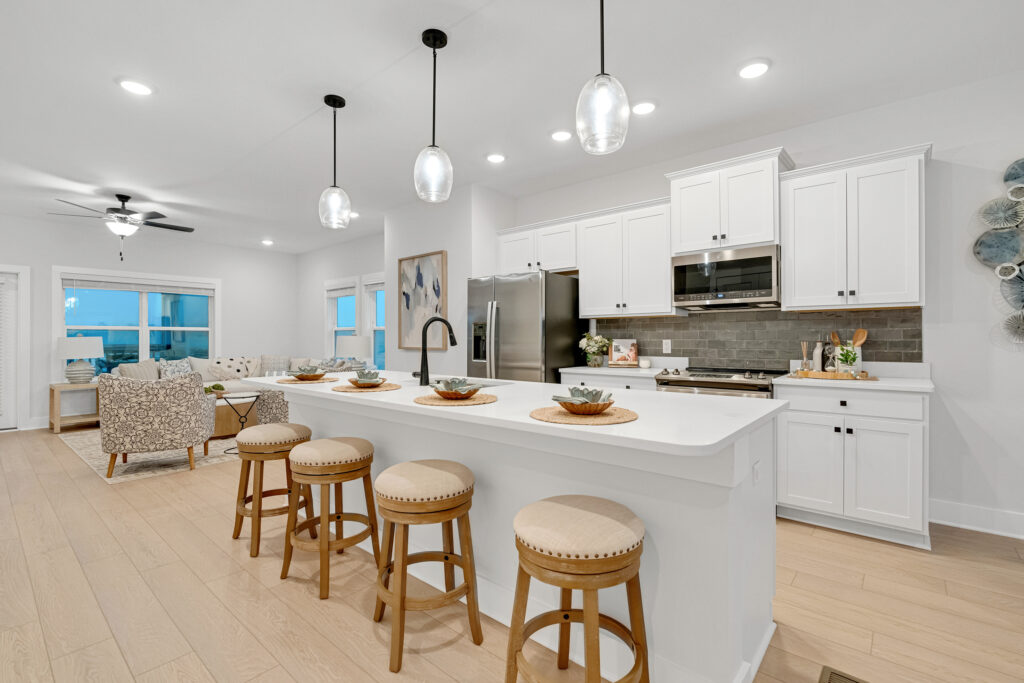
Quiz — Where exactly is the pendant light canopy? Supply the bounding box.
[413,28,453,203]
[576,0,630,155]
[319,94,352,229]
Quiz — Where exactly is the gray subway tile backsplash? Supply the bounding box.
[595,308,922,371]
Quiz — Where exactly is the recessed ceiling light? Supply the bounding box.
[551,130,572,142]
[350,211,359,218]
[118,79,153,95]
[632,102,656,115]
[738,59,771,79]
[486,153,506,164]
[261,239,273,246]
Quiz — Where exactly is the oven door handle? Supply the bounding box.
[656,384,771,398]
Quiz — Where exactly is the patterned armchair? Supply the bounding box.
[254,389,288,424]
[98,372,216,478]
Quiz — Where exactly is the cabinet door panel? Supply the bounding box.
[781,172,848,309]
[777,411,844,515]
[578,215,624,317]
[843,417,924,531]
[622,205,672,315]
[535,222,577,271]
[671,170,719,254]
[720,159,776,247]
[497,232,536,274]
[847,158,920,305]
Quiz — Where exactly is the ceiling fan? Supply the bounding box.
[49,193,196,261]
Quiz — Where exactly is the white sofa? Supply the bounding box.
[115,355,363,393]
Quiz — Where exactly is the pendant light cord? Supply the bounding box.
[332,106,337,187]
[431,47,438,147]
[599,0,606,75]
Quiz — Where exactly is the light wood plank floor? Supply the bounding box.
[1,428,1022,682]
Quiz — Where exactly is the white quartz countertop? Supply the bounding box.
[773,374,935,393]
[558,366,665,378]
[244,370,786,457]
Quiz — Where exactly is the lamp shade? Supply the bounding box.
[56,335,104,360]
[335,335,372,360]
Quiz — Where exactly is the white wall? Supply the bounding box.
[0,216,300,427]
[470,185,515,278]
[293,233,385,358]
[512,73,1024,533]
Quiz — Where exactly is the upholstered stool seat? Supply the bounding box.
[506,495,650,683]
[236,423,312,450]
[281,437,380,599]
[373,459,482,672]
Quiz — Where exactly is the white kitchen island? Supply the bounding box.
[244,371,786,682]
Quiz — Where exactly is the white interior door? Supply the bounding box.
[0,274,17,430]
[777,411,845,514]
[781,171,848,309]
[720,158,776,247]
[843,416,924,531]
[621,205,672,315]
[577,215,623,317]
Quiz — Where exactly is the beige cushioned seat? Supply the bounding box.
[290,437,373,467]
[375,459,474,503]
[514,495,645,560]
[236,422,311,447]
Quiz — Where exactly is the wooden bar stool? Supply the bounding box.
[232,423,315,557]
[505,495,650,683]
[281,437,382,599]
[372,459,483,673]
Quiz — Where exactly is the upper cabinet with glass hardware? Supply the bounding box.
[666,148,794,255]
[780,144,930,311]
[496,222,577,274]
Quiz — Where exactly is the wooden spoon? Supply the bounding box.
[852,328,868,347]
[830,331,842,348]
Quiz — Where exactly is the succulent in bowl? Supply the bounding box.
[356,369,380,381]
[551,386,615,415]
[432,377,484,400]
[288,365,327,381]
[349,368,386,387]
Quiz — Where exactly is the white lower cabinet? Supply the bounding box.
[558,371,656,391]
[777,412,845,515]
[843,416,924,530]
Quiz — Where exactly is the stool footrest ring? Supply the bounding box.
[290,514,372,553]
[377,550,470,612]
[515,609,645,683]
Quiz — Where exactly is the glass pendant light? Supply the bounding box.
[319,94,352,229]
[576,0,630,155]
[413,29,453,203]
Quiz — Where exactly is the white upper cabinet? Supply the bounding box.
[535,222,577,271]
[497,231,536,274]
[578,203,672,318]
[781,145,929,311]
[667,148,793,255]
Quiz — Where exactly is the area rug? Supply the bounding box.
[59,428,238,484]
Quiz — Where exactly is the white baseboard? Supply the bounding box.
[19,417,48,431]
[930,498,1024,540]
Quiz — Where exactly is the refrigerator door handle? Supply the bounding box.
[487,299,497,379]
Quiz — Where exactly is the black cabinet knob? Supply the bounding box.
[719,234,726,240]
[849,289,856,295]
[625,385,631,389]
[527,262,532,267]
[834,426,841,433]
[615,303,621,308]
[846,427,854,434]
[838,290,845,296]
[840,400,847,406]
[580,381,585,386]
[712,235,718,241]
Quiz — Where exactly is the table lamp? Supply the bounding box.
[56,335,105,383]
[336,335,372,366]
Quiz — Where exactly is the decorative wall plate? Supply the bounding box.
[1003,311,1024,343]
[1003,158,1024,186]
[974,227,1024,267]
[980,197,1024,228]
[1000,272,1024,309]
[995,262,1021,280]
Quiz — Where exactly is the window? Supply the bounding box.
[328,282,357,354]
[366,282,385,370]
[325,274,385,370]
[62,276,214,374]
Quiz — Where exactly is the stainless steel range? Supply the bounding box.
[655,366,789,398]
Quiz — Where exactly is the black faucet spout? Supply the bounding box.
[420,316,457,386]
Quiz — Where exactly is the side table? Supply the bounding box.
[49,382,100,433]
[220,392,261,454]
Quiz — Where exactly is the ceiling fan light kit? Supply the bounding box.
[413,28,454,203]
[576,0,630,155]
[319,94,353,229]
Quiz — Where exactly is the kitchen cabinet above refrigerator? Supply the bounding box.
[496,221,577,274]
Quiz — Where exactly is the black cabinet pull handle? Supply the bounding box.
[849,289,856,295]
[622,302,627,308]
[615,303,621,308]
[846,427,854,434]
[580,381,586,386]
[834,426,841,433]
[838,290,845,296]
[527,262,532,267]
[625,385,631,389]
[537,261,541,266]
[719,234,726,240]
[840,400,847,406]
[712,235,718,240]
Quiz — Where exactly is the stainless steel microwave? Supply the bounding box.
[672,245,780,311]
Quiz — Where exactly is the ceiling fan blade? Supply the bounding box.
[48,212,100,218]
[56,198,102,213]
[106,207,133,216]
[143,221,195,233]
[132,211,166,221]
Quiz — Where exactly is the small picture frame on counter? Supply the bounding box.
[608,338,639,367]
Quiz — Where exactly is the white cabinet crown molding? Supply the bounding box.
[780,143,933,181]
[499,196,669,235]
[664,147,794,181]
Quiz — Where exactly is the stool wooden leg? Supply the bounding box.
[441,521,455,591]
[303,478,318,540]
[362,474,381,566]
[187,446,195,471]
[626,574,650,683]
[204,440,209,456]
[232,459,251,539]
[106,453,118,478]
[582,589,601,683]
[456,513,483,645]
[319,483,331,599]
[504,565,531,683]
[557,588,572,669]
[373,521,394,622]
[122,453,127,463]
[389,523,409,672]
[334,481,344,555]
[280,481,301,579]
[250,461,264,557]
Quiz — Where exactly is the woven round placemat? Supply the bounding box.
[331,383,402,393]
[275,377,339,384]
[529,405,638,425]
[413,393,497,407]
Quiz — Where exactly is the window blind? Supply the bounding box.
[61,277,215,297]
[326,285,356,299]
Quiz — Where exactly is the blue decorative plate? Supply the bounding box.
[1003,158,1024,185]
[974,227,1024,267]
[1000,272,1024,310]
[980,197,1024,228]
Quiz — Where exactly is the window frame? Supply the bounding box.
[52,266,221,380]
[362,273,385,370]
[323,272,385,369]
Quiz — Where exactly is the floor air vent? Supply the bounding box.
[819,666,868,683]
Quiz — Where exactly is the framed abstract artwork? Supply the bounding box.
[398,250,448,350]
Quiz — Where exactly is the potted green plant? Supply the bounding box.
[578,333,611,368]
[837,346,859,374]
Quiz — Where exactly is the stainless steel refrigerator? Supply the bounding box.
[467,271,582,383]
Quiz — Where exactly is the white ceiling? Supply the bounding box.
[2,0,1022,252]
